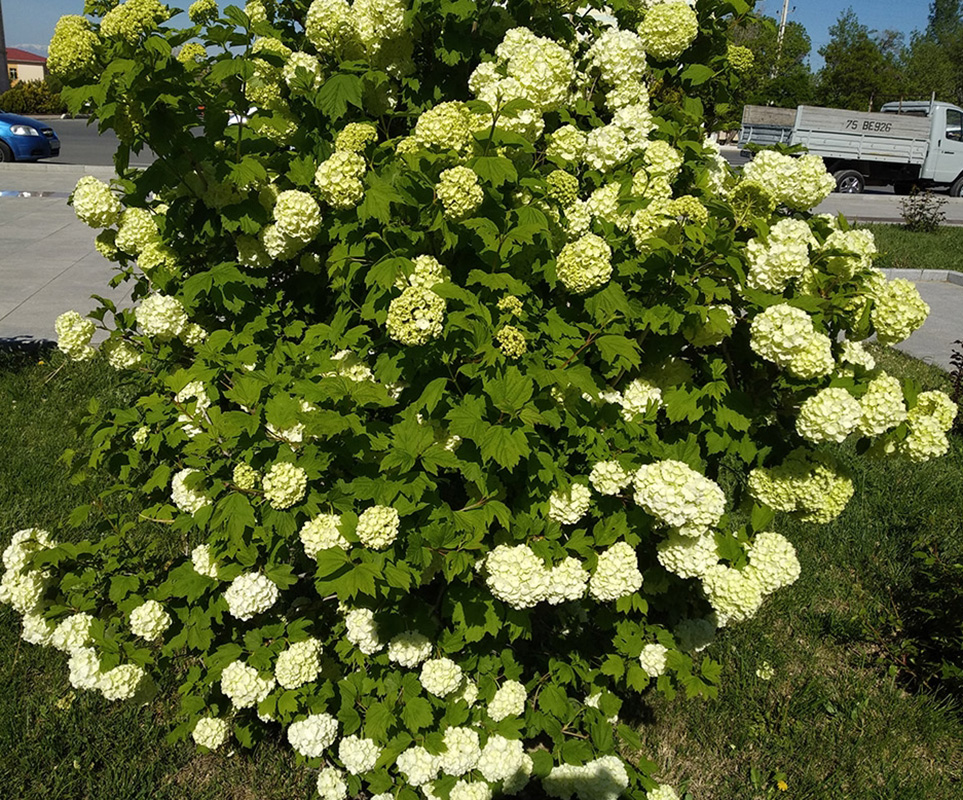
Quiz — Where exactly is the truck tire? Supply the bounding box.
[949,177,963,198]
[834,170,864,194]
[0,141,14,163]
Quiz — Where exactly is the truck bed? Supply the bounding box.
[789,106,930,166]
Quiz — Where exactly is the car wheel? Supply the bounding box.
[0,141,14,163]
[949,177,963,198]
[834,169,865,194]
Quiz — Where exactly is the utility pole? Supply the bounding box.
[775,0,791,68]
[0,0,10,96]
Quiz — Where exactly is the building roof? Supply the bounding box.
[6,48,48,65]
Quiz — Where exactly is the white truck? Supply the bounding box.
[738,100,963,196]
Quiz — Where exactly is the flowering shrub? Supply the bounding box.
[2,0,957,798]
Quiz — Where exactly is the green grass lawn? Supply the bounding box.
[1,348,962,799]
[866,223,963,273]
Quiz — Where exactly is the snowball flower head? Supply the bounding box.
[388,629,433,667]
[701,565,764,624]
[191,543,219,579]
[548,483,593,525]
[273,190,322,243]
[314,151,366,210]
[871,278,929,344]
[796,387,861,444]
[51,612,94,653]
[300,513,348,559]
[438,726,482,776]
[633,460,725,536]
[135,294,188,341]
[100,664,146,701]
[344,607,383,654]
[746,531,801,594]
[555,234,613,294]
[546,557,590,604]
[639,642,669,677]
[648,785,680,800]
[288,713,338,758]
[420,657,463,697]
[72,176,122,228]
[589,541,643,601]
[620,378,663,421]
[262,461,307,509]
[589,461,630,496]
[275,638,322,689]
[192,717,230,750]
[387,286,446,345]
[639,2,699,61]
[116,208,160,255]
[129,599,171,640]
[224,572,279,621]
[48,16,100,78]
[171,468,210,514]
[488,680,527,721]
[485,544,550,609]
[339,735,381,774]
[396,745,441,786]
[657,531,719,578]
[857,372,907,436]
[437,166,484,220]
[414,102,476,152]
[356,505,401,548]
[55,311,96,361]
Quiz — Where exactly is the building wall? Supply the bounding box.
[8,62,46,87]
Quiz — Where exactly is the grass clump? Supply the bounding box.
[866,223,963,273]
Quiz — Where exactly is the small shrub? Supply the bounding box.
[0,79,68,116]
[900,189,947,234]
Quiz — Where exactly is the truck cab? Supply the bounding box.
[879,101,963,194]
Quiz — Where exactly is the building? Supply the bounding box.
[6,47,47,87]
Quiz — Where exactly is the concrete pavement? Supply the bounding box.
[0,162,960,371]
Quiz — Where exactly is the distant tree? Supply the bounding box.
[816,8,901,111]
[731,15,814,109]
[899,32,958,104]
[928,0,963,46]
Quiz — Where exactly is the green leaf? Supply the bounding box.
[479,426,529,470]
[316,73,363,120]
[595,335,641,370]
[400,696,434,733]
[484,367,533,415]
[470,156,517,188]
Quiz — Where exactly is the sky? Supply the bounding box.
[2,0,938,68]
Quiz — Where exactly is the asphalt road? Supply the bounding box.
[45,118,155,167]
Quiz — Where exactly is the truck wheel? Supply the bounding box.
[949,177,963,198]
[0,141,14,163]
[834,170,864,194]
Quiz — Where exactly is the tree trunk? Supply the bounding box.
[0,0,10,96]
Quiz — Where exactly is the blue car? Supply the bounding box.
[0,110,61,162]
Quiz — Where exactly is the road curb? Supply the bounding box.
[880,268,963,286]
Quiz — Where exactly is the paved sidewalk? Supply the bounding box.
[0,164,130,346]
[0,163,960,371]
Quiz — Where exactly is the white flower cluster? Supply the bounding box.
[116,208,161,255]
[191,543,220,578]
[396,255,449,290]
[72,176,122,228]
[589,461,630,495]
[51,612,93,652]
[274,190,322,243]
[857,372,907,436]
[336,122,378,152]
[589,542,643,601]
[420,657,463,697]
[746,218,815,293]
[633,460,725,536]
[897,390,958,461]
[104,338,142,369]
[388,629,433,667]
[0,529,56,616]
[749,304,834,379]
[288,712,338,757]
[638,2,699,61]
[344,607,383,654]
[745,531,800,594]
[224,572,279,621]
[135,294,188,341]
[387,286,446,345]
[870,278,929,345]
[648,785,681,800]
[437,166,484,220]
[300,513,348,559]
[339,735,381,774]
[396,745,441,786]
[488,680,527,721]
[282,51,323,90]
[543,755,629,800]
[192,716,231,749]
[413,102,476,152]
[741,151,836,210]
[700,564,764,625]
[315,151,366,209]
[841,339,876,372]
[439,726,482,775]
[657,531,719,578]
[175,380,210,438]
[476,735,533,792]
[100,664,147,701]
[129,599,171,640]
[220,660,275,708]
[823,228,877,277]
[171,468,210,514]
[356,504,400,548]
[275,638,322,689]
[796,387,861,444]
[485,544,550,608]
[583,104,654,171]
[55,311,96,361]
[748,449,854,524]
[262,461,307,509]
[638,642,669,677]
[619,378,663,421]
[548,483,592,525]
[555,234,612,294]
[547,125,586,163]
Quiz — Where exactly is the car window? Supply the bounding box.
[947,110,963,141]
